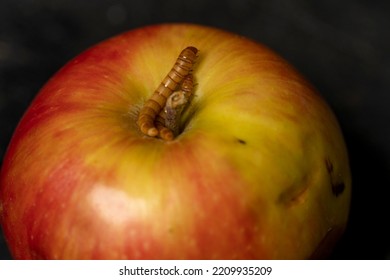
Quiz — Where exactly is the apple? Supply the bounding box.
[0,23,351,259]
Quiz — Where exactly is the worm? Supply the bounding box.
[178,72,194,95]
[155,73,194,140]
[137,46,198,137]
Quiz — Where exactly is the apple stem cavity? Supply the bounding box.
[137,46,198,141]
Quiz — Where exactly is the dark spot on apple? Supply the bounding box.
[332,182,345,197]
[325,158,345,197]
[278,174,310,207]
[237,138,246,145]
[325,158,333,174]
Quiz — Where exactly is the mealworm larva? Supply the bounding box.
[179,73,194,96]
[155,118,174,140]
[137,46,198,137]
[156,73,194,140]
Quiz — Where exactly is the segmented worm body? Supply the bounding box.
[155,73,194,140]
[137,46,198,137]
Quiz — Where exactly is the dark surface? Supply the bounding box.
[1,0,389,260]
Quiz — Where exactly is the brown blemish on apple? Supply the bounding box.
[332,182,345,197]
[278,176,310,207]
[325,158,345,197]
[237,138,247,145]
[325,158,333,174]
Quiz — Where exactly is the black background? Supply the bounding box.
[1,0,389,260]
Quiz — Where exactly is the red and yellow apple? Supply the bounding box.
[0,23,351,259]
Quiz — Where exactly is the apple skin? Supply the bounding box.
[0,23,351,259]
